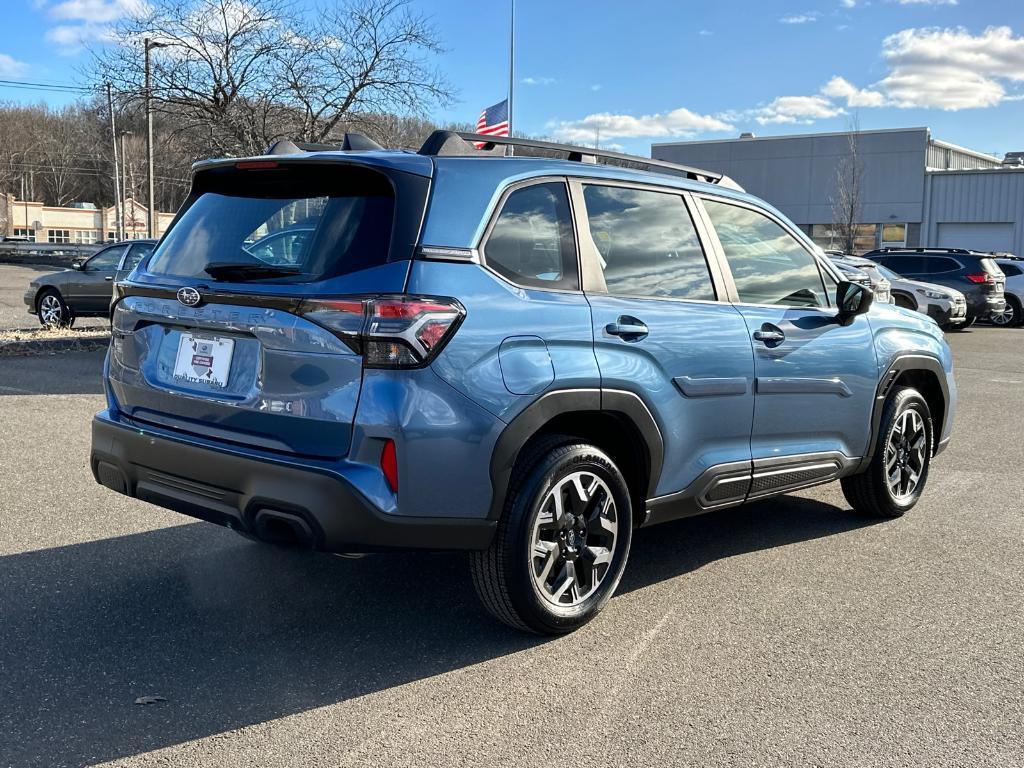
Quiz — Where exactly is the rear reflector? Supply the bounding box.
[380,439,398,492]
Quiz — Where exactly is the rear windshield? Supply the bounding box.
[147,164,394,282]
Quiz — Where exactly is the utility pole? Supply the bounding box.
[106,82,123,242]
[121,131,132,239]
[144,38,168,238]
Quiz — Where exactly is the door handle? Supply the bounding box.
[605,316,649,340]
[104,276,113,281]
[752,325,785,345]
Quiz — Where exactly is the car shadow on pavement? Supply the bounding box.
[0,495,877,767]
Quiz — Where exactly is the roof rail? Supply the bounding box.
[874,247,973,255]
[266,133,383,155]
[417,130,744,191]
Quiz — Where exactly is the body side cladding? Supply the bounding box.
[487,388,664,521]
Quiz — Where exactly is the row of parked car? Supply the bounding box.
[823,247,1021,329]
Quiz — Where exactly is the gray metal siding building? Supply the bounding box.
[652,127,1023,255]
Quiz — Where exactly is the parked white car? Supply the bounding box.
[991,256,1023,326]
[864,260,969,330]
[829,255,893,305]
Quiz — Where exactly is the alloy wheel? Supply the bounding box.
[529,471,618,607]
[990,303,1015,326]
[885,408,927,499]
[39,294,64,326]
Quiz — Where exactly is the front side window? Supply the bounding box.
[704,199,827,308]
[581,185,715,300]
[86,245,126,271]
[483,182,578,290]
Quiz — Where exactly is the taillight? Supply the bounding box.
[964,273,989,284]
[298,295,465,368]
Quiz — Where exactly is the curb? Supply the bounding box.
[0,334,111,358]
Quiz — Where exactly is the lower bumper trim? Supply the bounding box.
[90,412,496,552]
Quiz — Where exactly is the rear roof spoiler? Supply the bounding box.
[266,134,384,154]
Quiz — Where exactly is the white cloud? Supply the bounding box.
[522,76,556,86]
[822,75,888,106]
[46,0,144,53]
[780,12,820,24]
[744,95,845,125]
[549,107,734,142]
[699,29,713,36]
[0,53,28,77]
[840,0,856,7]
[873,26,1024,109]
[590,84,602,91]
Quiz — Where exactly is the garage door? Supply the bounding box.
[936,222,1013,253]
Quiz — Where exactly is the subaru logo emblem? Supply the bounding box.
[177,287,202,307]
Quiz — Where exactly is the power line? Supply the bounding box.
[0,79,94,94]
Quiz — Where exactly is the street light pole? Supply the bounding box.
[144,38,167,239]
[106,82,123,242]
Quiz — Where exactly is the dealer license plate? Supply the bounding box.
[173,334,235,388]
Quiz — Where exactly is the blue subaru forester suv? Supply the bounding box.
[91,131,956,634]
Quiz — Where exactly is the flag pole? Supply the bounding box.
[507,0,515,155]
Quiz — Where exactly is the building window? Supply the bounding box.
[809,223,879,255]
[12,228,32,238]
[106,232,115,241]
[73,230,100,244]
[47,229,71,244]
[881,223,907,248]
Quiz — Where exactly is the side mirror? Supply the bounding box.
[836,280,873,325]
[71,261,83,270]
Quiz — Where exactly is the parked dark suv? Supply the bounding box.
[864,248,1006,326]
[90,133,957,634]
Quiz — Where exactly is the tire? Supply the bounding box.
[841,387,933,519]
[36,289,74,328]
[471,440,633,635]
[989,296,1021,327]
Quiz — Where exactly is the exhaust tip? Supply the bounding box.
[251,508,316,548]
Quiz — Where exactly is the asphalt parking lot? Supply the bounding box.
[0,328,1021,768]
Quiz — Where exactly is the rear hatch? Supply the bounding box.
[108,159,428,459]
[979,257,1006,297]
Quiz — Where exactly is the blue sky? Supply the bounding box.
[4,0,1024,156]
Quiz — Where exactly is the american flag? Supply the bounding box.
[473,99,510,147]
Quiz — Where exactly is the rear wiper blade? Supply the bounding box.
[204,262,302,280]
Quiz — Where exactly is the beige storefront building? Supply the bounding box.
[2,195,175,243]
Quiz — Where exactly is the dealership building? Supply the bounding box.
[652,127,1024,256]
[1,195,173,243]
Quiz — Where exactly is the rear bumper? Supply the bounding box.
[90,411,496,552]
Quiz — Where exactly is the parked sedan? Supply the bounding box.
[23,239,156,327]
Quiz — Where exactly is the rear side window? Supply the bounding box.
[483,182,578,290]
[122,242,155,272]
[924,257,962,274]
[581,185,715,300]
[703,199,827,308]
[1000,263,1022,277]
[148,164,394,282]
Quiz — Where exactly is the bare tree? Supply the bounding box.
[93,0,452,157]
[830,115,864,254]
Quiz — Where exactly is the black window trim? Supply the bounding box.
[476,176,584,294]
[569,177,729,304]
[84,243,127,272]
[692,193,841,311]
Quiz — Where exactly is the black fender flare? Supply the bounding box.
[487,388,664,520]
[859,353,949,471]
